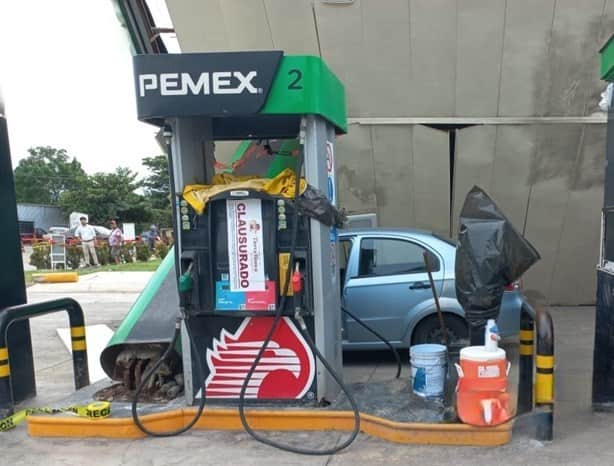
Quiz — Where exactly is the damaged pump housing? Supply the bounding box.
[133,50,347,404]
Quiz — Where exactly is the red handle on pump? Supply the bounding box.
[291,263,303,294]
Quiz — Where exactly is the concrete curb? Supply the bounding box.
[28,272,153,294]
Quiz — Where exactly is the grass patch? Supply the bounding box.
[25,259,162,285]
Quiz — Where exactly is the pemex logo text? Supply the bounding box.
[205,317,315,399]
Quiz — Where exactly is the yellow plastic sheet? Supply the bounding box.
[183,168,307,215]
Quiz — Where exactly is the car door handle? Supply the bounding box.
[409,282,431,290]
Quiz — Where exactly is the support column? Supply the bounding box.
[0,105,35,413]
[169,117,216,404]
[303,115,343,401]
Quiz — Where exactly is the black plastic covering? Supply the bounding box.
[294,185,347,228]
[455,186,540,327]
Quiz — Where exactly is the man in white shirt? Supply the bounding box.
[75,216,99,267]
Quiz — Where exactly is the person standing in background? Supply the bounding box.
[148,224,159,250]
[108,219,123,265]
[75,216,99,267]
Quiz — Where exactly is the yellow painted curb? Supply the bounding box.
[32,273,79,283]
[27,408,513,446]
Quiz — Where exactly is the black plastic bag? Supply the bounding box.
[455,186,540,327]
[294,185,347,228]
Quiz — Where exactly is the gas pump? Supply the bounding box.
[130,51,359,452]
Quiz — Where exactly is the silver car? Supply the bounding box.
[339,229,523,351]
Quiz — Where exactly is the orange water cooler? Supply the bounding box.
[455,320,512,426]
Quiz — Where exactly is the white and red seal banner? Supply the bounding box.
[226,198,266,292]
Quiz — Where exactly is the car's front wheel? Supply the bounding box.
[412,314,469,353]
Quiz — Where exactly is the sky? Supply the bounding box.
[0,0,172,176]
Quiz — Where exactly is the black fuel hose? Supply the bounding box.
[131,126,207,437]
[341,307,402,379]
[237,141,361,455]
[131,316,207,436]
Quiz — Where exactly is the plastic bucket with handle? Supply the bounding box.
[410,344,447,398]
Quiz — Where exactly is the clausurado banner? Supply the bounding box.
[226,198,266,292]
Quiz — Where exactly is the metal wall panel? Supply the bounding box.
[167,0,274,52]
[543,0,605,117]
[455,0,505,117]
[16,204,65,230]
[523,124,583,301]
[164,0,612,303]
[370,126,414,227]
[549,124,605,304]
[334,124,377,214]
[360,0,411,117]
[166,0,229,52]
[314,1,364,116]
[488,125,536,228]
[218,0,274,50]
[409,0,457,117]
[603,0,614,44]
[452,125,497,236]
[263,0,319,55]
[498,0,556,116]
[412,125,450,236]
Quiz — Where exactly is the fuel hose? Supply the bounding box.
[341,307,402,379]
[236,140,361,455]
[131,127,207,437]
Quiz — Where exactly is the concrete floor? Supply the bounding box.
[2,279,611,465]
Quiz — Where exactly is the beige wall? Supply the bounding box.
[166,0,614,304]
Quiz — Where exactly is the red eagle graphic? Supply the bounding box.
[205,317,315,399]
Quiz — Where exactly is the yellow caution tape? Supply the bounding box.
[0,401,110,432]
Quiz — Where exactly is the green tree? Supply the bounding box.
[14,146,86,205]
[142,155,172,227]
[59,167,152,225]
[142,155,169,208]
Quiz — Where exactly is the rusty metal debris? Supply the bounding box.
[95,344,183,403]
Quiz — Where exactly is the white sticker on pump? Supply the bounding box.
[226,198,266,292]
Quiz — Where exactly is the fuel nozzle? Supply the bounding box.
[179,262,194,294]
[291,262,303,294]
[292,262,307,329]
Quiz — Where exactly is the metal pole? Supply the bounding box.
[0,102,36,408]
[423,252,449,349]
[518,302,535,414]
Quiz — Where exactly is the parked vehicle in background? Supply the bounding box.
[339,228,523,352]
[48,226,70,236]
[19,222,47,244]
[43,226,72,242]
[42,225,110,245]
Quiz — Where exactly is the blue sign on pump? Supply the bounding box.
[215,281,245,310]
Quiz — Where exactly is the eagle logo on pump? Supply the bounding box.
[204,317,315,399]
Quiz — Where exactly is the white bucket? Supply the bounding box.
[410,344,447,398]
